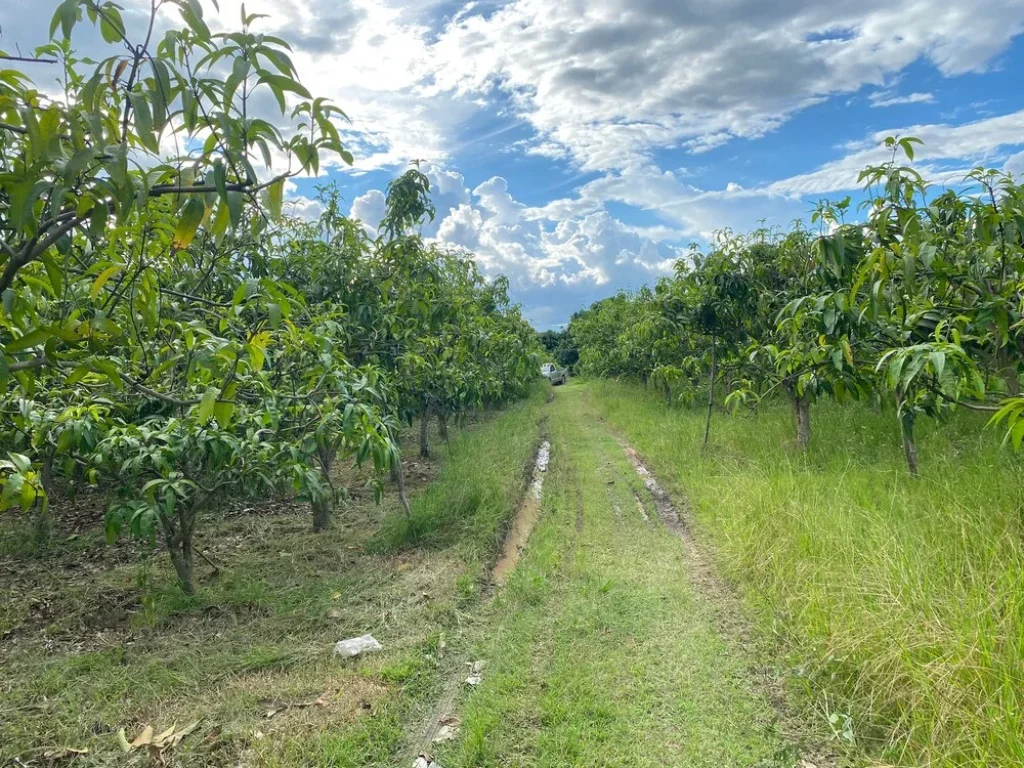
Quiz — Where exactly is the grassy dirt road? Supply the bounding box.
[429,382,824,768]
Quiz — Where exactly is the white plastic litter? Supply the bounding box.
[413,755,441,768]
[333,634,383,658]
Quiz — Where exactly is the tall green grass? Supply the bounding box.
[588,380,1024,767]
[374,385,548,560]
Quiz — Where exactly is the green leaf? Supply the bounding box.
[210,200,231,241]
[50,0,78,40]
[40,254,64,297]
[93,359,125,390]
[92,315,123,337]
[129,92,158,153]
[4,329,51,354]
[198,387,218,424]
[256,71,312,103]
[89,204,108,240]
[226,190,243,229]
[213,400,235,428]
[214,161,228,203]
[91,264,123,301]
[172,197,206,249]
[180,0,211,38]
[223,56,250,111]
[44,323,84,342]
[65,365,91,385]
[149,60,171,132]
[214,382,237,427]
[267,177,284,221]
[1011,417,1024,452]
[99,8,126,43]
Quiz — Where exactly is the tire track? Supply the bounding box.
[406,417,553,765]
[614,432,840,768]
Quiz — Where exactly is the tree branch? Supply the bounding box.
[0,236,16,261]
[147,172,293,198]
[28,215,88,262]
[8,356,49,372]
[0,214,88,294]
[0,54,57,64]
[923,381,1002,412]
[158,287,232,308]
[121,374,201,407]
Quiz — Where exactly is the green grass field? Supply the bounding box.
[586,379,1024,767]
[5,379,1021,767]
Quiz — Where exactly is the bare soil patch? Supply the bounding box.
[491,441,550,585]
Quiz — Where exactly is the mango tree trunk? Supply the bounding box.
[995,346,1021,395]
[390,455,411,516]
[312,497,332,532]
[898,399,919,476]
[312,449,336,532]
[702,331,716,451]
[162,513,196,595]
[792,392,811,451]
[438,409,451,453]
[419,406,431,458]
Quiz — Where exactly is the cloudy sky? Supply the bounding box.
[4,0,1024,327]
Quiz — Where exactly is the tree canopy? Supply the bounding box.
[0,1,540,593]
[571,137,1024,472]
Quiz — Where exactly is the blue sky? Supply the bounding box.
[4,0,1024,328]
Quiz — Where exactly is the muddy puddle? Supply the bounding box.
[492,441,550,584]
[622,445,682,531]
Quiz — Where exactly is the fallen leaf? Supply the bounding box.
[130,725,154,748]
[164,720,200,749]
[327,608,342,619]
[153,724,176,745]
[116,728,131,753]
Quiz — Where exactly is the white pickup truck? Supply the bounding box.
[541,362,567,386]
